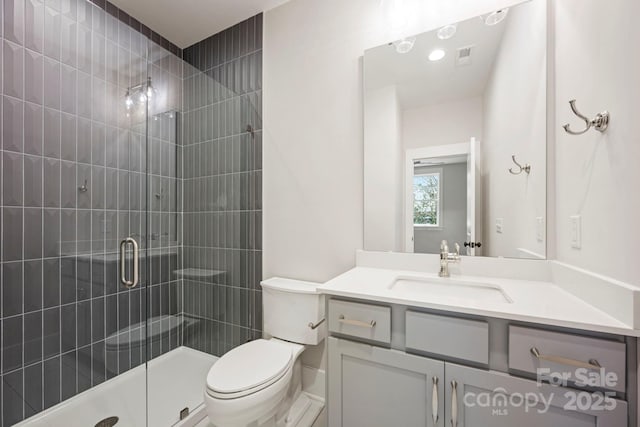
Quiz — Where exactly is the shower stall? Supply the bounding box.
[0,0,262,425]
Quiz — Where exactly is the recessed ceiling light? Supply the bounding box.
[393,37,416,54]
[437,24,457,40]
[484,9,509,26]
[428,49,446,61]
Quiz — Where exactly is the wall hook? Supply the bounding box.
[509,155,530,175]
[78,179,89,193]
[563,99,610,135]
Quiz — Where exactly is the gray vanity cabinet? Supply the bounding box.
[328,337,445,427]
[445,363,628,427]
[326,298,632,426]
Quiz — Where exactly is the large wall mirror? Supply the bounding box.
[364,0,547,259]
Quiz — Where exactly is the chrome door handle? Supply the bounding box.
[432,376,439,425]
[337,315,376,328]
[450,380,458,427]
[120,237,139,289]
[530,347,601,370]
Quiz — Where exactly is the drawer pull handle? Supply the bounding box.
[530,347,601,369]
[432,376,439,425]
[450,380,458,427]
[338,315,376,328]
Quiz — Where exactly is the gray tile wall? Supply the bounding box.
[181,14,263,356]
[0,0,183,424]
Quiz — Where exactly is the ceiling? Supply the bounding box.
[109,0,291,48]
[364,9,509,110]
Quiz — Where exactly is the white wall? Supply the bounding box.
[481,0,547,258]
[364,85,403,252]
[554,0,640,285]
[263,0,523,283]
[260,0,640,415]
[403,97,483,150]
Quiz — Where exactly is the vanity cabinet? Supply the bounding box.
[328,337,445,427]
[326,298,632,427]
[445,363,627,427]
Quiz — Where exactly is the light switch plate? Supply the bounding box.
[536,217,544,242]
[570,215,581,249]
[496,218,504,234]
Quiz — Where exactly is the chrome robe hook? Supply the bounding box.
[509,155,530,175]
[563,99,610,135]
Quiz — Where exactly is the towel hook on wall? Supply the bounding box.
[562,99,610,135]
[509,155,530,175]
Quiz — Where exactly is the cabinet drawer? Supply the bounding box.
[406,311,489,364]
[509,326,626,393]
[328,299,391,344]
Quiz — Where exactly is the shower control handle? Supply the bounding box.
[120,237,139,289]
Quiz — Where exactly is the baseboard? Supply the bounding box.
[301,364,326,401]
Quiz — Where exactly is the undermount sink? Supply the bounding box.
[389,276,513,304]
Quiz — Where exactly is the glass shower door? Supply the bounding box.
[0,1,195,425]
[54,40,154,427]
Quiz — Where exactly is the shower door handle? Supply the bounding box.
[120,237,139,289]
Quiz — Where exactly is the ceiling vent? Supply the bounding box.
[456,45,475,66]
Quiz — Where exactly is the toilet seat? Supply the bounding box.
[206,339,294,399]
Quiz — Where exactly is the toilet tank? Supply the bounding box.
[261,277,326,345]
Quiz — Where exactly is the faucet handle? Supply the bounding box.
[454,243,460,256]
[440,240,448,252]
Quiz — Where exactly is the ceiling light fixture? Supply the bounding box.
[428,49,446,62]
[437,24,457,40]
[484,9,509,26]
[381,0,421,40]
[394,36,416,54]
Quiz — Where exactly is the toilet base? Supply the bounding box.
[213,392,323,427]
[278,392,324,427]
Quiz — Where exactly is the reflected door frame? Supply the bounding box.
[404,141,471,253]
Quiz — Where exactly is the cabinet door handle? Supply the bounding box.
[450,380,458,427]
[432,376,439,425]
[530,347,601,370]
[338,315,376,328]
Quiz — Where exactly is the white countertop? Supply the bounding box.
[319,266,640,337]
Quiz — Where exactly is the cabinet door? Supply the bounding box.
[445,363,627,427]
[328,337,445,427]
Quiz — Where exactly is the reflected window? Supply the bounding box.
[413,172,441,227]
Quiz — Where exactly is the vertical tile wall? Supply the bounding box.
[0,0,183,424]
[181,14,263,356]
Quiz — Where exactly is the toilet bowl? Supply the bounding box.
[204,278,325,427]
[204,338,305,427]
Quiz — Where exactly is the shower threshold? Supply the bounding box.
[15,347,218,427]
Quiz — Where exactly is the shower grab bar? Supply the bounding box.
[120,237,139,289]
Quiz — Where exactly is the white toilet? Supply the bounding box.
[204,278,326,427]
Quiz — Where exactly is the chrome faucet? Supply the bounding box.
[439,240,461,277]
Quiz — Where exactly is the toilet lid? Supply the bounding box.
[206,339,293,395]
